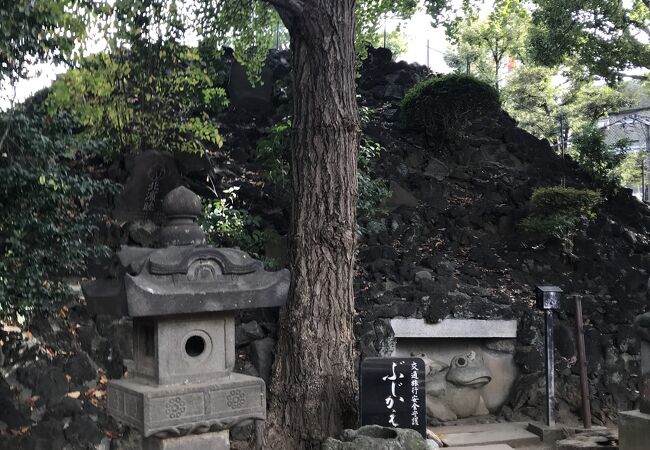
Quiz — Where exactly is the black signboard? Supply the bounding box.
[360,357,426,438]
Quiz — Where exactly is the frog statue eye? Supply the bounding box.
[455,356,467,367]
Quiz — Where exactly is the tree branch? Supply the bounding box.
[621,73,649,81]
[0,121,9,155]
[265,0,304,27]
[266,0,303,12]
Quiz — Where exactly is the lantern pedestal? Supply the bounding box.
[108,374,265,438]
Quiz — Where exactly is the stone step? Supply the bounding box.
[432,422,541,448]
[431,421,528,435]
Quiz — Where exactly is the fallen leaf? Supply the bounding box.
[66,391,81,399]
[93,390,105,399]
[24,396,40,407]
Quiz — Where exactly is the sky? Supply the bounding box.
[393,9,452,71]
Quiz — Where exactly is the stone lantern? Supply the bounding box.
[106,186,290,450]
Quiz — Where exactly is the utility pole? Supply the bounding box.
[641,123,650,202]
[642,159,645,202]
[466,55,470,76]
[426,39,429,67]
[559,113,567,187]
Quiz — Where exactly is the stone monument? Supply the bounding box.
[105,186,290,450]
[423,351,492,423]
[618,312,650,450]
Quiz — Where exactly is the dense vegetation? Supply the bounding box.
[522,186,602,252]
[0,111,115,321]
[440,0,649,192]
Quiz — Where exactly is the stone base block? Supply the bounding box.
[619,410,650,450]
[555,430,618,450]
[144,430,229,450]
[527,422,607,443]
[107,373,265,437]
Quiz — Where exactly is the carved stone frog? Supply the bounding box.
[420,351,492,423]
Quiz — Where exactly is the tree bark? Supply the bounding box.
[264,0,359,449]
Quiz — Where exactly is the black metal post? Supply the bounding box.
[545,309,556,427]
[642,159,645,202]
[575,297,592,429]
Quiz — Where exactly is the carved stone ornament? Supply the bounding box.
[421,352,492,423]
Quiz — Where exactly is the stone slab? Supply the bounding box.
[107,373,265,437]
[556,430,618,450]
[143,430,229,450]
[527,422,608,443]
[436,423,540,448]
[391,319,518,339]
[641,342,649,413]
[619,409,650,450]
[527,421,567,442]
[431,421,528,434]
[445,446,514,450]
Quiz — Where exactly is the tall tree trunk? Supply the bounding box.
[265,0,359,448]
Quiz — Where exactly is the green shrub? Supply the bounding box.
[521,186,602,251]
[254,116,390,216]
[256,118,291,187]
[401,74,501,145]
[45,40,228,158]
[200,187,269,257]
[0,112,116,322]
[358,138,390,216]
[571,124,630,190]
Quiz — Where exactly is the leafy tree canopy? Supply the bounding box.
[528,0,650,83]
[0,0,105,84]
[444,0,529,90]
[195,0,419,79]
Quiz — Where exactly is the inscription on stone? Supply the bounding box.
[112,150,182,223]
[142,165,166,213]
[360,357,426,438]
